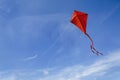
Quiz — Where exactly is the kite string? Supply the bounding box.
[85,33,103,55]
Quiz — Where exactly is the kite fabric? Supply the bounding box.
[70,10,103,55]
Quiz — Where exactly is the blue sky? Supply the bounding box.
[0,0,120,80]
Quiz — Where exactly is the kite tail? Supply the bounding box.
[85,33,103,55]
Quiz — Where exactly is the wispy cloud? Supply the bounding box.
[0,49,120,80]
[23,54,38,61]
[100,4,120,24]
[37,49,120,80]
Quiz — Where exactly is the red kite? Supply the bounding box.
[70,10,103,55]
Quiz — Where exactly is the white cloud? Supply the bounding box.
[37,49,120,80]
[0,74,16,80]
[42,70,49,75]
[23,54,38,61]
[0,49,120,80]
[100,4,120,24]
[4,13,69,39]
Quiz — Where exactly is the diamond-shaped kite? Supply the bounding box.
[70,10,103,55]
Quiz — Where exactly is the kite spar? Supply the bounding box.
[70,10,103,55]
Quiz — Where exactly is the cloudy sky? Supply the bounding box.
[0,0,120,80]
